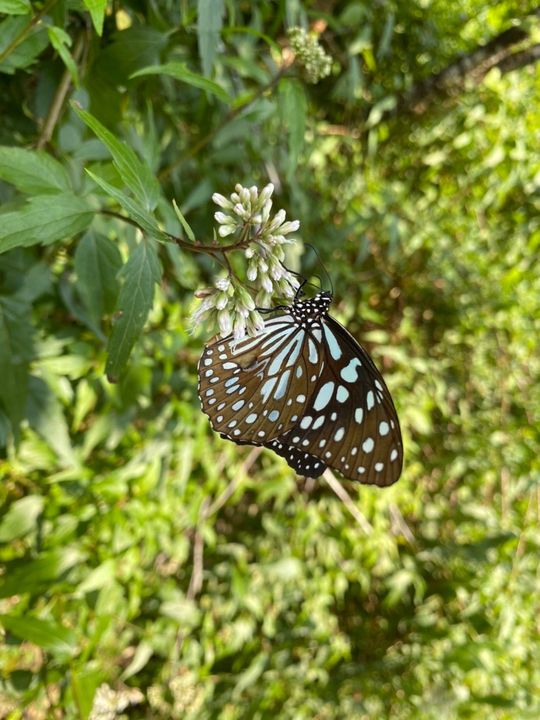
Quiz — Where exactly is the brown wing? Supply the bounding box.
[270,315,403,486]
[198,314,325,444]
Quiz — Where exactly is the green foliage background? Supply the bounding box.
[0,1,539,718]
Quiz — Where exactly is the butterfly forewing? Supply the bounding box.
[198,315,323,444]
[272,315,403,486]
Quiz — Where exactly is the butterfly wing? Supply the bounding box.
[265,438,328,478]
[271,315,403,486]
[198,313,324,444]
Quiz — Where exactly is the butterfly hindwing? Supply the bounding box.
[272,315,403,486]
[265,439,327,478]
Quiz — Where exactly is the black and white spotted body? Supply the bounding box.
[198,291,403,486]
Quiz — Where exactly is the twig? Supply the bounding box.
[99,210,260,257]
[186,504,208,601]
[323,469,373,534]
[205,447,262,518]
[37,32,86,149]
[388,502,415,544]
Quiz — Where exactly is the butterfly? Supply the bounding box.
[198,288,403,486]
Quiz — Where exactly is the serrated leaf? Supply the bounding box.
[0,495,44,542]
[82,0,106,36]
[0,614,77,656]
[0,0,31,16]
[0,296,34,435]
[0,194,93,254]
[279,77,306,179]
[131,62,231,104]
[74,106,160,210]
[47,26,79,87]
[106,240,161,382]
[197,0,224,76]
[75,233,123,328]
[0,146,71,194]
[0,547,83,598]
[0,16,48,74]
[85,169,165,240]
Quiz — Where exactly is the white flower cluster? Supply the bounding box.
[89,684,144,720]
[192,183,301,341]
[287,27,332,84]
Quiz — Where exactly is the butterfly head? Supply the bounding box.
[289,291,333,326]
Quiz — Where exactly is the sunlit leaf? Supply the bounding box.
[0,614,77,656]
[82,0,107,36]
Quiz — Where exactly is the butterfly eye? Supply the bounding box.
[198,292,403,486]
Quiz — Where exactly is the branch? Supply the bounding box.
[37,32,87,149]
[494,42,540,75]
[398,9,540,116]
[323,470,373,534]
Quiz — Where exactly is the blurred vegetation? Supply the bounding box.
[1,0,539,718]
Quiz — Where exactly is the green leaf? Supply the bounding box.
[106,240,161,382]
[279,77,306,179]
[0,614,77,656]
[47,26,79,87]
[0,547,83,598]
[172,199,196,242]
[0,194,93,254]
[27,376,76,468]
[77,559,116,594]
[0,15,48,74]
[71,668,104,720]
[0,146,71,194]
[0,296,34,435]
[233,653,268,698]
[82,0,106,36]
[0,0,31,15]
[85,169,165,240]
[0,495,43,542]
[121,641,153,680]
[75,233,123,328]
[73,105,160,210]
[131,62,231,104]
[197,0,224,76]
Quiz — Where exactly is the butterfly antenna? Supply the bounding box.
[304,243,334,295]
[279,263,308,299]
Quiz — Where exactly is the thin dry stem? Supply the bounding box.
[323,470,373,534]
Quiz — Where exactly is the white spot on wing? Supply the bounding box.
[362,437,374,453]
